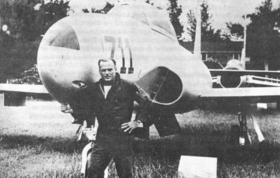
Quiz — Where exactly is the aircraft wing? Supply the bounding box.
[0,84,48,94]
[209,69,280,76]
[0,84,50,106]
[200,87,280,104]
[209,69,280,88]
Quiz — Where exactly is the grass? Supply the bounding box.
[0,101,280,177]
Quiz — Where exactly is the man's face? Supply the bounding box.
[99,60,117,82]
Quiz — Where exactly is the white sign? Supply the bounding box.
[178,156,217,178]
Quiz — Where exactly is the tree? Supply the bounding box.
[40,0,70,33]
[82,2,114,14]
[12,0,43,41]
[186,1,226,42]
[0,0,70,81]
[226,23,243,39]
[167,0,183,39]
[245,0,280,69]
[0,0,69,41]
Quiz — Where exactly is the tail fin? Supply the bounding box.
[193,1,202,60]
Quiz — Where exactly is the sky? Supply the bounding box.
[179,0,280,29]
[179,0,280,40]
[66,0,280,40]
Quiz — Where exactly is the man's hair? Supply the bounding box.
[98,58,116,68]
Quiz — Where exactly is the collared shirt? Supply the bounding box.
[102,85,112,99]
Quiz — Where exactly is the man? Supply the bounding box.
[81,58,149,178]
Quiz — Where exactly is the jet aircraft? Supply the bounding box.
[1,2,280,146]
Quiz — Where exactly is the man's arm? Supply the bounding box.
[134,85,154,127]
[121,84,153,134]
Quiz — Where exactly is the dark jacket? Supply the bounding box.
[92,74,138,137]
[70,73,150,138]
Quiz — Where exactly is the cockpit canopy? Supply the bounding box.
[109,2,177,40]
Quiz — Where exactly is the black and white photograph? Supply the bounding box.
[0,0,280,177]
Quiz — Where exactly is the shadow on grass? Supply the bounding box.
[0,134,85,154]
[1,126,280,165]
[133,125,280,165]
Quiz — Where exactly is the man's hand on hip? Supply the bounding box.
[121,120,143,134]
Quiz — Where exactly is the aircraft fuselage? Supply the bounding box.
[37,14,212,113]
